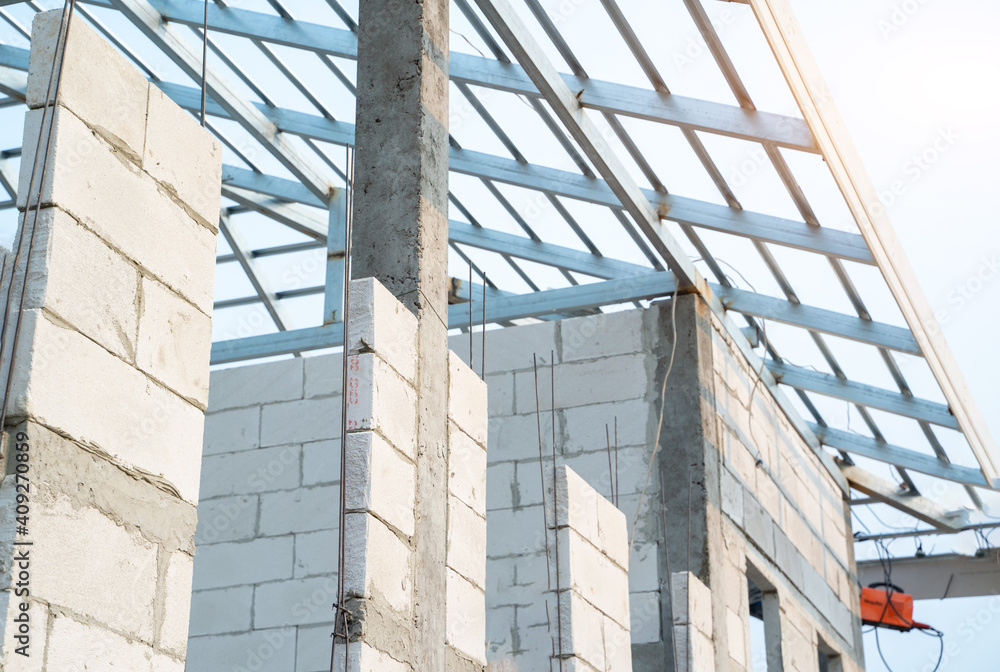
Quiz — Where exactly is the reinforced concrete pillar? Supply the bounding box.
[350,0,452,670]
[0,9,220,668]
[552,465,632,672]
[334,279,486,671]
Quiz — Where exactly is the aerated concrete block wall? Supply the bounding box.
[193,297,862,672]
[0,9,220,670]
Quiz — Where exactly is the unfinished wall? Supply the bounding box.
[191,298,862,672]
[0,9,220,670]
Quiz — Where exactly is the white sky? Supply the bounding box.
[793,1,1000,669]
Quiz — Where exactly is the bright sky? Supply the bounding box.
[793,1,1000,669]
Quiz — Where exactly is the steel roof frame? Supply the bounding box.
[0,0,995,525]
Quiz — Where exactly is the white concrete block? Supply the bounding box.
[672,624,714,672]
[200,444,300,499]
[302,439,340,486]
[345,353,416,457]
[628,544,659,593]
[603,613,633,672]
[726,607,746,668]
[742,492,775,559]
[303,352,342,398]
[203,406,260,455]
[486,506,548,559]
[294,529,338,578]
[343,512,412,613]
[628,590,661,645]
[449,422,487,516]
[31,496,157,642]
[557,527,630,629]
[446,567,486,665]
[447,496,486,588]
[137,275,213,406]
[555,465,600,549]
[670,572,712,635]
[209,357,303,411]
[347,277,418,382]
[16,207,138,361]
[259,484,338,536]
[45,614,157,672]
[143,85,223,230]
[160,551,194,656]
[261,396,341,447]
[486,372,514,417]
[487,411,557,462]
[514,355,647,414]
[188,586,253,636]
[485,462,515,511]
[253,575,339,628]
[345,431,415,537]
[449,350,488,446]
[332,640,412,672]
[191,536,293,590]
[595,491,628,571]
[560,308,644,363]
[186,628,297,672]
[28,10,148,160]
[560,399,649,455]
[557,589,606,672]
[296,623,338,672]
[720,467,745,527]
[18,106,218,313]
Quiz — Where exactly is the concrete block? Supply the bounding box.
[720,467,745,527]
[209,357,303,411]
[343,512,412,613]
[261,396,341,447]
[670,572,712,635]
[137,275,213,406]
[772,528,805,591]
[45,614,157,672]
[628,544,659,593]
[259,484,338,536]
[595,492,628,571]
[188,586,253,636]
[28,10,148,160]
[555,465,599,549]
[332,640,412,672]
[448,318,556,374]
[31,496,157,642]
[346,352,416,457]
[9,310,207,501]
[345,431,415,537]
[726,608,746,668]
[672,624,714,672]
[302,439,340,486]
[560,399,649,454]
[203,406,260,455]
[143,85,223,230]
[200,444,300,499]
[303,352,342,398]
[446,567,486,665]
[486,506,548,559]
[296,623,338,672]
[191,536,293,590]
[486,462,515,511]
[19,105,218,313]
[186,628,297,672]
[449,422,487,516]
[16,207,138,361]
[755,470,782,525]
[488,411,556,462]
[295,529,338,578]
[514,355,646,414]
[557,527,630,628]
[628,590,661,645]
[742,491,775,559]
[486,372,514,417]
[160,551,194,656]
[557,589,606,672]
[253,575,340,628]
[347,276,418,382]
[603,613,633,672]
[560,308,644,362]
[447,496,487,588]
[196,494,257,544]
[449,350,488,446]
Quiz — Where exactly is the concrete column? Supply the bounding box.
[0,9,220,668]
[351,1,451,670]
[553,465,632,672]
[669,572,714,672]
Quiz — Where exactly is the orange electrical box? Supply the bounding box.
[860,586,927,631]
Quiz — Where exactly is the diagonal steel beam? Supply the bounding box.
[471,0,700,289]
[109,0,333,204]
[219,213,294,331]
[839,462,968,532]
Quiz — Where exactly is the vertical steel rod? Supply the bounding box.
[551,350,563,663]
[469,265,474,371]
[481,272,486,380]
[200,0,208,126]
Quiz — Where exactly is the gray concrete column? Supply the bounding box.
[351,1,452,671]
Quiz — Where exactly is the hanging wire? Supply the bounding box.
[0,0,77,441]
